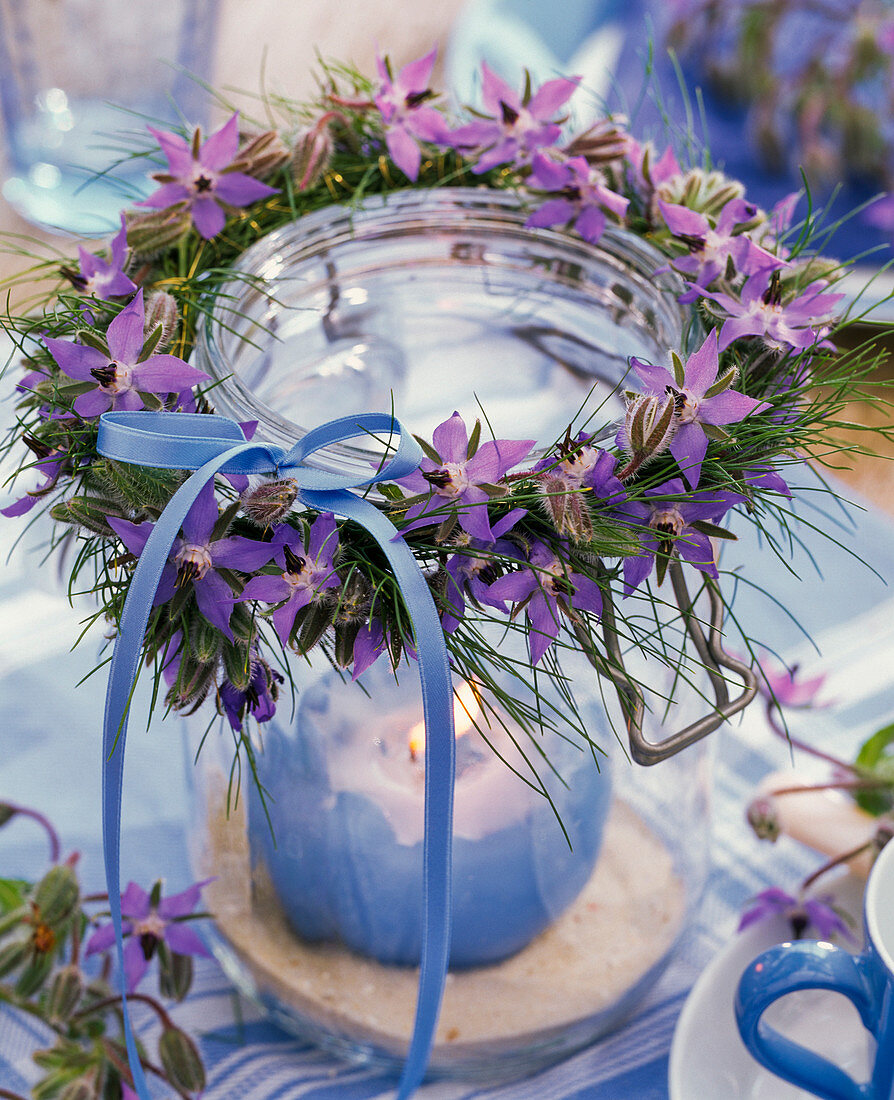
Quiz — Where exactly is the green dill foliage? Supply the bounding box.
[1,50,893,793]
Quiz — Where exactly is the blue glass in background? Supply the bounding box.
[0,0,219,237]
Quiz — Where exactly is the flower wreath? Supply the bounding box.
[0,48,885,765]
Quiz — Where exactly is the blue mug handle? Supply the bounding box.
[735,939,881,1100]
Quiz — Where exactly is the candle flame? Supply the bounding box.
[409,681,481,761]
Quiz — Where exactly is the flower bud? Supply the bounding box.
[292,123,334,191]
[58,1080,95,1100]
[222,641,253,692]
[190,614,223,664]
[33,864,79,927]
[0,939,29,977]
[46,964,84,1022]
[159,947,194,1002]
[623,392,677,462]
[232,128,291,180]
[746,795,781,841]
[143,291,179,352]
[537,473,594,543]
[124,207,192,259]
[240,477,298,527]
[159,1026,206,1092]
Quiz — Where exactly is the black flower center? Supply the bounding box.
[283,545,307,575]
[90,363,117,388]
[194,174,214,193]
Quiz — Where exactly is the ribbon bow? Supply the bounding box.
[98,409,456,1100]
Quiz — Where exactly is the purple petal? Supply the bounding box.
[676,529,717,575]
[385,125,422,180]
[486,569,538,603]
[84,921,121,956]
[352,620,386,678]
[271,594,306,644]
[73,388,113,418]
[487,437,535,474]
[622,551,655,595]
[308,512,338,562]
[148,126,193,176]
[669,423,708,487]
[123,937,149,992]
[684,329,720,395]
[397,47,437,92]
[157,878,211,918]
[700,389,770,425]
[181,482,217,544]
[43,337,104,381]
[120,881,151,919]
[632,357,675,394]
[214,171,278,206]
[106,289,145,365]
[432,412,468,462]
[194,571,236,639]
[574,205,607,243]
[456,487,494,541]
[108,516,154,556]
[212,535,281,572]
[240,574,290,603]
[0,494,38,518]
[163,922,211,957]
[480,63,518,115]
[659,200,708,238]
[491,507,527,538]
[528,75,579,118]
[199,113,239,171]
[526,198,575,230]
[718,314,763,351]
[528,152,571,191]
[191,197,226,240]
[569,573,602,616]
[526,592,561,665]
[140,181,190,209]
[131,355,209,393]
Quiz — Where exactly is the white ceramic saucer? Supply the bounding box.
[669,875,872,1099]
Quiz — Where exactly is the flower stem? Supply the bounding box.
[801,837,875,894]
[74,992,175,1031]
[766,703,854,773]
[0,803,60,862]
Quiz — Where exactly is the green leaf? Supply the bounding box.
[689,520,739,540]
[466,418,482,458]
[671,351,686,388]
[412,434,442,464]
[854,722,894,815]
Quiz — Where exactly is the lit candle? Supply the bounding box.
[247,662,611,967]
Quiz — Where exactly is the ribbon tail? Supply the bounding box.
[102,442,263,1100]
[304,487,455,1099]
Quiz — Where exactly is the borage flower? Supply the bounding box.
[756,652,829,709]
[534,434,627,541]
[238,513,340,645]
[63,215,137,299]
[140,113,278,240]
[739,886,853,942]
[620,477,744,594]
[219,652,284,732]
[85,879,211,992]
[394,412,533,542]
[109,481,284,639]
[632,328,770,487]
[375,49,450,181]
[450,64,579,173]
[44,289,208,418]
[1,436,67,518]
[526,153,628,244]
[487,539,603,665]
[441,508,526,633]
[658,196,784,286]
[690,269,844,352]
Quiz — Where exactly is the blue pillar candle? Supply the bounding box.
[248,661,611,968]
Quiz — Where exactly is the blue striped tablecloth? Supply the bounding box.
[2,455,893,1097]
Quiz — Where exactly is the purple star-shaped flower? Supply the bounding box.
[73,215,137,299]
[526,153,629,243]
[450,63,579,173]
[139,113,278,240]
[85,878,212,992]
[441,508,526,633]
[375,49,450,181]
[395,412,533,542]
[1,441,66,518]
[44,289,209,418]
[632,328,770,486]
[690,270,844,352]
[756,652,829,709]
[219,652,284,732]
[658,197,784,286]
[534,435,628,540]
[238,512,340,645]
[109,481,283,640]
[486,538,603,665]
[620,477,744,594]
[738,886,853,942]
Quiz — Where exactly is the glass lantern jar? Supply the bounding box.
[186,187,711,1079]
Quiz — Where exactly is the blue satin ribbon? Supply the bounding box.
[97,409,456,1100]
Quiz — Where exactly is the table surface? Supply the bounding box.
[2,4,894,1097]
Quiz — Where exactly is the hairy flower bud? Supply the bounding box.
[292,123,334,191]
[232,129,291,180]
[159,1026,206,1092]
[33,864,79,927]
[58,1080,94,1100]
[144,291,179,352]
[159,946,194,1001]
[537,472,594,543]
[657,167,745,218]
[746,795,781,842]
[0,939,29,978]
[47,964,84,1022]
[124,207,192,259]
[240,477,298,527]
[623,392,678,462]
